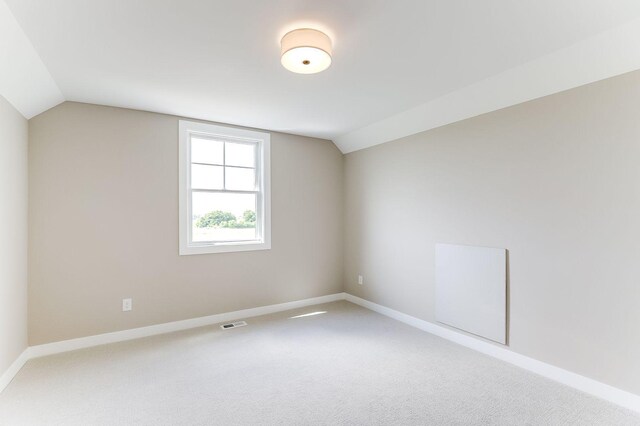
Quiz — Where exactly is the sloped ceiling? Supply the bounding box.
[2,0,640,152]
[0,1,63,118]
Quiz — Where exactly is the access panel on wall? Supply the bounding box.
[435,243,507,344]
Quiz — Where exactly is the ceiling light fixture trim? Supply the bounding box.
[280,28,332,74]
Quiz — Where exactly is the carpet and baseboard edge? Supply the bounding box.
[0,349,29,394]
[0,293,346,393]
[344,294,640,413]
[1,292,638,414]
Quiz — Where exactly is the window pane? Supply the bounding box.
[225,167,255,191]
[191,192,257,242]
[191,164,223,189]
[225,142,255,167]
[192,137,223,164]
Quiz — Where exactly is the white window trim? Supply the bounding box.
[179,120,271,255]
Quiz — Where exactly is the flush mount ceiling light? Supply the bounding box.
[280,28,332,74]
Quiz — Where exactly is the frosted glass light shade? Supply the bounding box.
[281,29,332,74]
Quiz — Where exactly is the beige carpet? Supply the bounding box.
[0,301,638,425]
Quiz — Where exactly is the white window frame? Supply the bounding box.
[179,120,271,255]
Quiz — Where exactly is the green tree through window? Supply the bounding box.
[196,210,256,229]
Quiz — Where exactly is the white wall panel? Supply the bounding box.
[435,244,506,344]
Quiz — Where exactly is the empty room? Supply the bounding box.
[1,1,640,424]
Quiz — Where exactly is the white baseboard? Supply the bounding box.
[0,293,346,392]
[29,292,346,359]
[1,293,344,394]
[0,349,29,394]
[4,291,639,415]
[345,293,640,414]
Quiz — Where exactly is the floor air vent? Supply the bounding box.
[220,321,247,330]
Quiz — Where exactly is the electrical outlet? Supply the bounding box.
[122,298,132,312]
[358,275,363,285]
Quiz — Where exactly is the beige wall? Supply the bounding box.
[0,95,28,376]
[24,71,640,396]
[344,70,640,395]
[28,102,344,345]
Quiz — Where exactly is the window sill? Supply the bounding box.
[179,240,271,255]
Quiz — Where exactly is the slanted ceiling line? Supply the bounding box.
[0,0,64,119]
[334,16,640,154]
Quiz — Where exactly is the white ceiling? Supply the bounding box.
[3,0,640,152]
[0,1,62,118]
